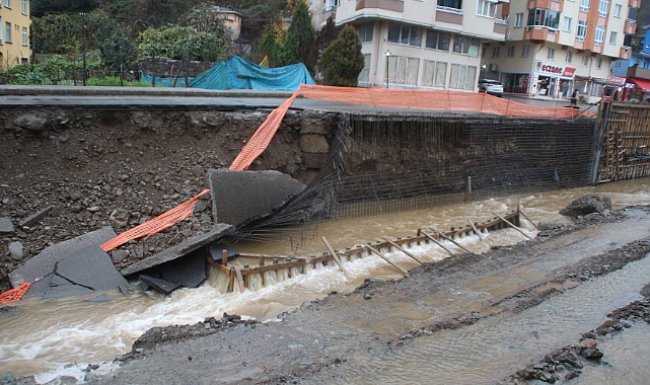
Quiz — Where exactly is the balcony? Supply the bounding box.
[624,18,637,34]
[435,6,463,25]
[527,0,563,12]
[524,26,559,43]
[494,19,508,34]
[627,65,650,79]
[629,0,640,8]
[356,0,403,12]
[620,46,632,60]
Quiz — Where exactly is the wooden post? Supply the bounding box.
[430,227,474,255]
[234,267,245,292]
[420,230,455,257]
[517,208,539,230]
[491,211,534,240]
[221,249,229,266]
[227,268,235,292]
[466,220,486,241]
[321,236,350,277]
[381,237,423,265]
[365,244,409,276]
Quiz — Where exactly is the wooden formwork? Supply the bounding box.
[597,102,650,182]
[208,210,522,292]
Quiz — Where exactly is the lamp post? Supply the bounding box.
[385,49,391,88]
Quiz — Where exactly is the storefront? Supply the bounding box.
[530,62,576,99]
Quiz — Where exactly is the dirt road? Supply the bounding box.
[87,206,650,385]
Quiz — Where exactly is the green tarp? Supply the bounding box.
[189,56,315,91]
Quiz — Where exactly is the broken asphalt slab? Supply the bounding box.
[120,223,232,276]
[0,217,14,234]
[19,205,54,228]
[8,226,128,299]
[208,169,305,226]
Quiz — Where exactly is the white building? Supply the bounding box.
[480,0,639,100]
[333,0,510,91]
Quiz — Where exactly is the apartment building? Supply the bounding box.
[333,0,509,91]
[0,0,31,69]
[481,0,640,101]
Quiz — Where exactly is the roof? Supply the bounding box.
[630,77,650,91]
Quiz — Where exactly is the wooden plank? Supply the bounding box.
[241,260,305,275]
[466,220,486,241]
[321,236,350,277]
[381,237,423,265]
[234,267,246,292]
[518,209,539,230]
[365,244,409,277]
[430,227,474,254]
[420,230,455,257]
[491,212,534,240]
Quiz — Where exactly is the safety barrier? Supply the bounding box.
[0,282,31,305]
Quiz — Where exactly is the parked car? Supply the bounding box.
[478,79,504,97]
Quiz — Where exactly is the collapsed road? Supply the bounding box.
[76,204,650,385]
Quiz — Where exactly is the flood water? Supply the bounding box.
[1,178,650,381]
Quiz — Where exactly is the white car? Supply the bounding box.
[478,79,504,97]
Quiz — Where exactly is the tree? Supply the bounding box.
[138,26,230,62]
[320,25,364,87]
[276,1,314,66]
[99,30,137,73]
[306,16,339,78]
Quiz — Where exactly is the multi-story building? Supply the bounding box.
[333,0,509,91]
[481,0,640,101]
[0,0,31,69]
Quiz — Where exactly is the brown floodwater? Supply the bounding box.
[1,178,649,382]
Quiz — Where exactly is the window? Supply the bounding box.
[387,56,420,85]
[425,30,450,51]
[515,13,524,27]
[449,64,477,90]
[506,45,515,57]
[521,44,530,57]
[562,16,572,32]
[595,25,605,44]
[582,54,589,66]
[388,22,422,47]
[547,47,555,59]
[21,0,26,14]
[580,0,590,11]
[527,9,560,29]
[493,46,500,58]
[357,24,373,42]
[577,20,587,40]
[614,3,622,17]
[4,0,11,8]
[599,0,609,15]
[4,22,11,43]
[610,31,618,45]
[358,54,371,84]
[596,58,603,69]
[566,50,573,63]
[437,0,462,10]
[325,0,339,11]
[452,35,480,57]
[422,60,448,87]
[477,0,497,17]
[21,26,27,46]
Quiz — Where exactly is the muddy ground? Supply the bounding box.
[45,205,645,385]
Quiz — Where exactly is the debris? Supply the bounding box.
[140,275,181,295]
[0,217,14,234]
[8,242,25,261]
[560,194,612,218]
[142,250,207,290]
[19,205,54,228]
[208,169,305,226]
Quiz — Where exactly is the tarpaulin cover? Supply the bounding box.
[630,77,650,91]
[189,55,315,91]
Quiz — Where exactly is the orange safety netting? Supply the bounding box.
[100,188,210,252]
[0,282,31,305]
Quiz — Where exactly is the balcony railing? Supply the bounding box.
[527,0,563,12]
[624,18,637,34]
[620,46,632,60]
[629,0,640,8]
[524,26,558,43]
[356,0,404,12]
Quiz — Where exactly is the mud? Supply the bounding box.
[0,108,338,290]
[77,206,650,385]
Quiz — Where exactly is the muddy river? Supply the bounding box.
[1,178,650,382]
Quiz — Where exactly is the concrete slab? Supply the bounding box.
[0,217,14,234]
[158,250,206,288]
[9,226,116,288]
[140,275,181,295]
[208,169,305,226]
[120,224,232,276]
[57,245,129,292]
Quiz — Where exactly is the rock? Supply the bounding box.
[109,208,131,227]
[8,242,25,261]
[19,205,54,228]
[43,375,78,385]
[13,113,48,132]
[578,339,597,350]
[559,194,612,218]
[580,348,603,360]
[538,221,564,231]
[110,249,129,264]
[0,217,14,234]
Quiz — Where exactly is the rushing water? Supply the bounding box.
[1,178,650,381]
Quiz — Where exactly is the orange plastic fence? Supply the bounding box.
[0,282,31,305]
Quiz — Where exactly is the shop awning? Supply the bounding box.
[630,77,650,91]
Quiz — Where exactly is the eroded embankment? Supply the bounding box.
[85,206,650,385]
[0,107,339,290]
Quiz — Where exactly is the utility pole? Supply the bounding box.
[80,13,87,86]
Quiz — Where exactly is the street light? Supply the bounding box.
[385,49,392,88]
